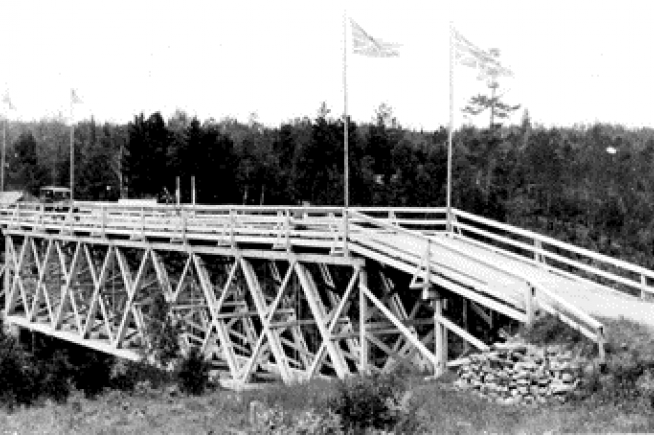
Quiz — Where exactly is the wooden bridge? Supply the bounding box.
[0,202,652,384]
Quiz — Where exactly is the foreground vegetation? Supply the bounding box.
[2,313,654,434]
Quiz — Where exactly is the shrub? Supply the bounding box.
[0,330,41,409]
[176,347,212,395]
[67,348,113,399]
[145,294,182,368]
[37,349,72,403]
[328,369,424,433]
[522,314,589,348]
[110,358,173,393]
[252,405,344,435]
[573,318,654,411]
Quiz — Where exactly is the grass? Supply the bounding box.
[413,377,654,434]
[2,376,654,434]
[3,315,654,434]
[0,388,249,435]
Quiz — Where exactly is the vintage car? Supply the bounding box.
[39,186,72,214]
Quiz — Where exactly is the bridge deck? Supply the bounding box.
[436,235,654,329]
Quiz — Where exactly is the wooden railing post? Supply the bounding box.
[285,209,291,252]
[534,239,545,267]
[101,205,106,237]
[68,205,74,233]
[230,209,236,248]
[525,283,535,328]
[422,239,435,300]
[640,274,649,300]
[38,203,44,230]
[343,208,349,257]
[182,209,187,244]
[140,207,145,239]
[14,202,20,226]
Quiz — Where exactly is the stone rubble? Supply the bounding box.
[454,342,585,406]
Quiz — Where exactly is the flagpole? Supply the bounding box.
[70,91,75,201]
[1,116,5,193]
[342,9,349,256]
[446,22,454,233]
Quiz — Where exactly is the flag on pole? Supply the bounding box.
[351,20,400,58]
[71,88,82,105]
[1,91,14,111]
[453,29,512,78]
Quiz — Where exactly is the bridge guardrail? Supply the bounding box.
[0,202,355,253]
[451,208,654,300]
[2,202,651,304]
[349,209,605,355]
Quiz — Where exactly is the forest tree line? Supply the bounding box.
[4,103,654,267]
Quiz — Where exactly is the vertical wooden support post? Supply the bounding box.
[433,291,446,377]
[525,283,535,329]
[3,236,10,314]
[462,298,469,354]
[597,326,606,362]
[359,265,368,373]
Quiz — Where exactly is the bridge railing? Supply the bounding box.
[0,202,356,252]
[348,210,606,353]
[353,207,448,234]
[451,208,654,300]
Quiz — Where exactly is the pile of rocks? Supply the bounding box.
[454,342,585,405]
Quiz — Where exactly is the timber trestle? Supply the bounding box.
[0,202,651,384]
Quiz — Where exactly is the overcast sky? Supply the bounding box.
[0,0,651,130]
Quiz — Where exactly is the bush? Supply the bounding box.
[110,358,173,393]
[145,294,182,368]
[67,348,113,399]
[577,348,654,410]
[0,339,40,409]
[176,347,212,395]
[328,369,424,433]
[522,314,589,348]
[252,404,344,435]
[37,349,72,403]
[0,323,64,408]
[572,318,654,411]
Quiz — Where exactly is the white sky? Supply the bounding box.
[0,0,652,130]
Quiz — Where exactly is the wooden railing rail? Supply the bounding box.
[451,208,654,299]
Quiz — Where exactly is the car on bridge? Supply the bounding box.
[39,186,73,214]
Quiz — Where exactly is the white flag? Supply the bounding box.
[454,29,512,78]
[1,91,15,111]
[351,20,400,58]
[71,88,82,105]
